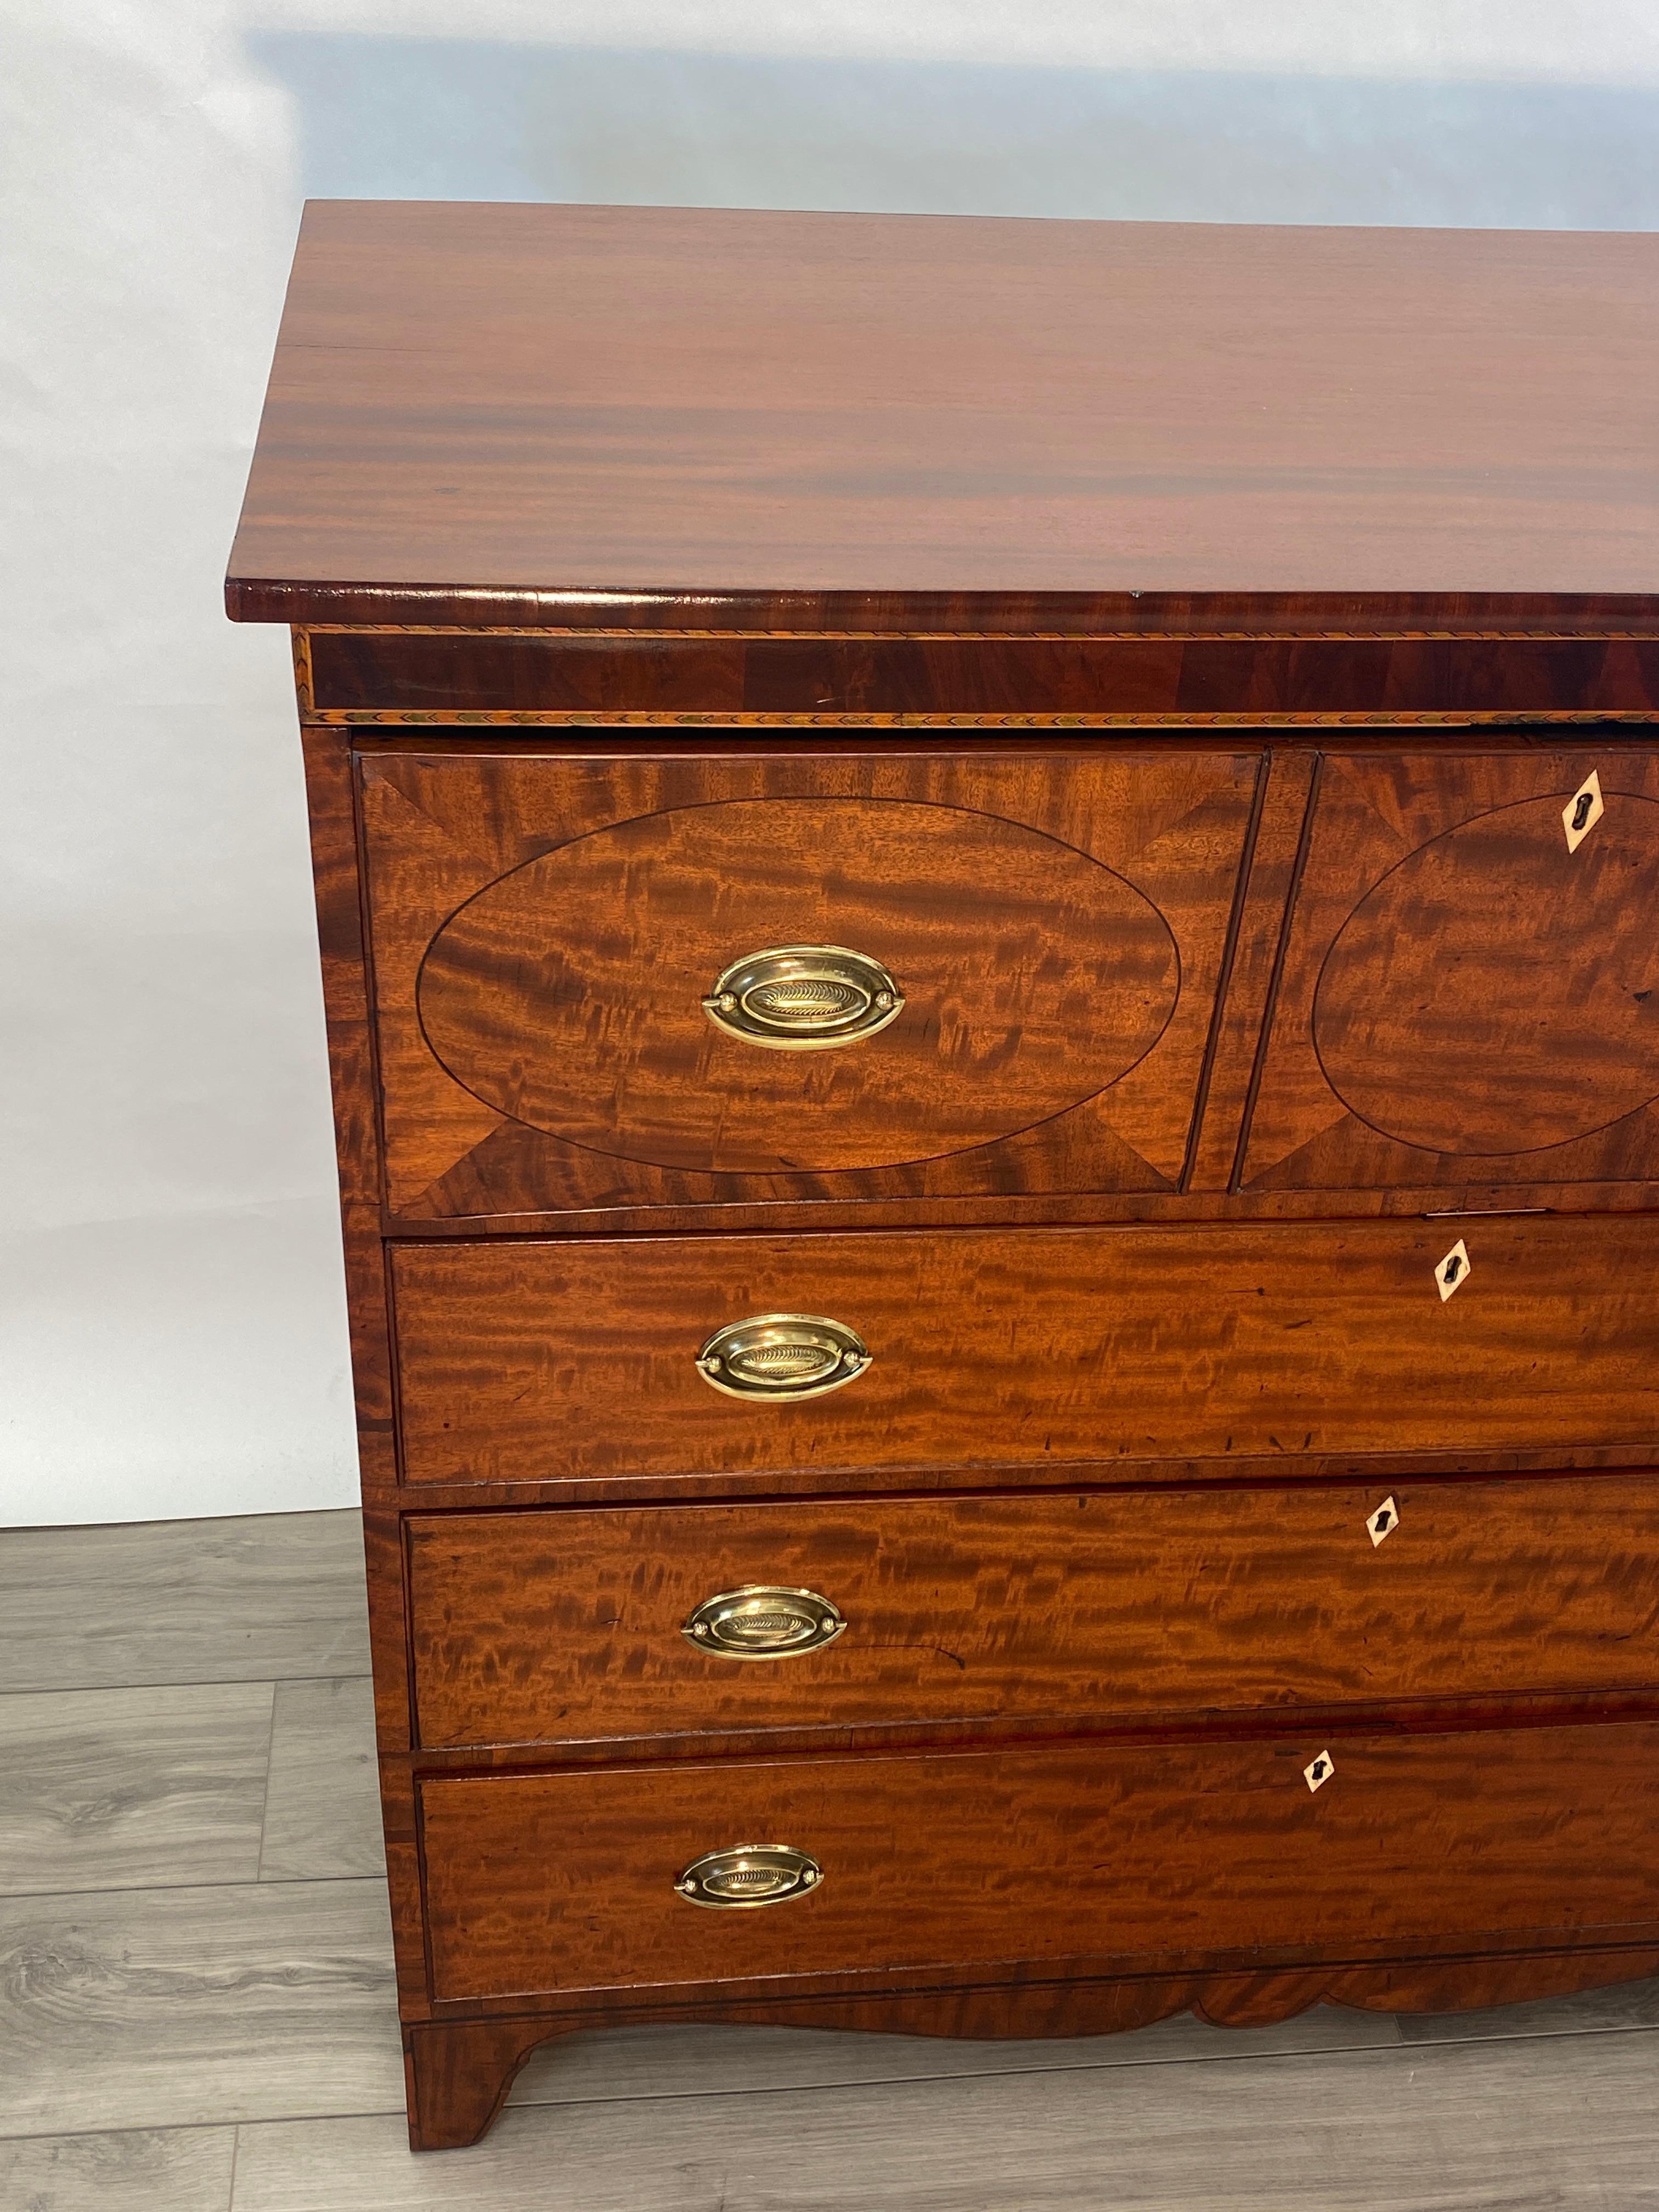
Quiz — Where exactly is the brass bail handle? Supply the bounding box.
[683,1584,848,1660]
[695,1313,871,1402]
[702,944,904,1051]
[676,1843,824,1909]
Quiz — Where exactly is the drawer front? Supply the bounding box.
[1240,747,1659,1194]
[408,1477,1659,1749]
[417,1721,1659,2000]
[358,749,1258,1220]
[391,1218,1659,1487]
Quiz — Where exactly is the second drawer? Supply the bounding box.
[391,1218,1659,1488]
[406,1475,1659,1748]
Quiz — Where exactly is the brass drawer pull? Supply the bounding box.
[684,1585,847,1660]
[702,944,904,1050]
[676,1843,823,1909]
[696,1313,871,1401]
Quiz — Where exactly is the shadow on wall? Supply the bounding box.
[245,37,1659,227]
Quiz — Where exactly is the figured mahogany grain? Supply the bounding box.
[416,1720,1659,2001]
[403,1476,1659,1751]
[1317,800,1659,1153]
[362,747,1255,1214]
[419,799,1176,1176]
[299,738,411,1726]
[242,202,1659,2155]
[389,1217,1659,1488]
[298,729,394,1481]
[1243,746,1659,1188]
[303,628,1659,725]
[297,733,425,2010]
[225,204,1659,626]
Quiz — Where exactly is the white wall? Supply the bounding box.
[4,3,1657,1527]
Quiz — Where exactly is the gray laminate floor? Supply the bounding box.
[1,1512,1656,2209]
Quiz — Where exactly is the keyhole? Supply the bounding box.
[1311,1759,1327,1780]
[1373,1509,1391,1533]
[1572,792,1593,831]
[1442,1255,1462,1285]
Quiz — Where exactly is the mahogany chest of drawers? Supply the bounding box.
[228,201,1659,2151]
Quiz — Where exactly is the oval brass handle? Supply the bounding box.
[683,1585,847,1660]
[702,944,904,1051]
[676,1843,823,1909]
[695,1313,871,1401]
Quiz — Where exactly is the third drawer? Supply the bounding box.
[405,1475,1659,1749]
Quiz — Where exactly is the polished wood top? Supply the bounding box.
[226,201,1659,633]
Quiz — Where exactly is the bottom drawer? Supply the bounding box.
[417,1721,1659,2002]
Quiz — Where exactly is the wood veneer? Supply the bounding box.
[416,1722,1659,2002]
[404,1477,1659,1752]
[398,1943,1659,2152]
[356,740,1659,1228]
[390,1218,1659,1488]
[359,746,1255,1215]
[228,202,1659,2152]
[227,204,1659,629]
[1243,747,1659,1189]
[302,625,1659,726]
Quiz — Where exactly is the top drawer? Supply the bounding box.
[360,743,1659,1223]
[358,748,1259,1218]
[1238,747,1659,1193]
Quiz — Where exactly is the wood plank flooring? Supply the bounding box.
[1,1506,1656,2209]
[232,2038,1659,2212]
[0,1512,372,1692]
[0,1683,273,1895]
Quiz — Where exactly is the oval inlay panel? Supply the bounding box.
[417,798,1179,1173]
[1313,792,1659,1155]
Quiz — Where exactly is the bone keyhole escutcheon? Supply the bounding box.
[1562,771,1604,853]
[1366,1497,1399,1547]
[1435,1239,1471,1301]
